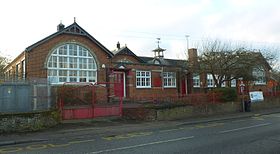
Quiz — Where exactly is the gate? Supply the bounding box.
[58,82,123,120]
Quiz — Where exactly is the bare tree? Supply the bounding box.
[196,39,272,88]
[0,53,10,79]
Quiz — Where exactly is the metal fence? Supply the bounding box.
[0,78,53,113]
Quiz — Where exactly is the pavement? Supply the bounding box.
[1,107,280,147]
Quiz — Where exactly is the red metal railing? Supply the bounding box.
[58,82,123,120]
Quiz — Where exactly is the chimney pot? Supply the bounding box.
[57,23,65,31]
[117,42,120,49]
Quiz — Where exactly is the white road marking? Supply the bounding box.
[219,123,271,134]
[90,136,194,154]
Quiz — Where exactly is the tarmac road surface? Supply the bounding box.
[1,112,280,154]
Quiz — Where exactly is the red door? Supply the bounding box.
[114,72,125,97]
[181,79,186,95]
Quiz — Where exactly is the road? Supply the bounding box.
[1,113,280,154]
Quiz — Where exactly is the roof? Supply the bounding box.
[25,22,114,57]
[139,56,187,68]
[113,46,145,63]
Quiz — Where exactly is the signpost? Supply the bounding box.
[239,80,245,112]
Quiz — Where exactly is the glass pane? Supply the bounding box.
[88,71,96,77]
[59,45,67,55]
[88,59,96,69]
[48,58,52,67]
[53,56,57,67]
[79,71,87,77]
[146,78,150,86]
[70,78,77,82]
[59,70,67,76]
[69,70,77,76]
[82,48,87,57]
[59,57,68,68]
[146,72,150,76]
[79,78,86,82]
[48,70,57,76]
[89,78,95,82]
[59,77,67,82]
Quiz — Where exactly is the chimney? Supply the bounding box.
[57,22,65,31]
[188,48,198,68]
[117,42,120,50]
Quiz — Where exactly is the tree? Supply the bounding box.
[196,39,273,88]
[0,53,10,79]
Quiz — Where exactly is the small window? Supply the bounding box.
[136,71,151,88]
[207,74,214,87]
[163,72,176,88]
[193,73,200,87]
[231,79,236,87]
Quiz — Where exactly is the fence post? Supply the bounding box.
[92,84,95,118]
[33,84,37,111]
[119,96,123,116]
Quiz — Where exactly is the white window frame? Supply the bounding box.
[163,72,176,88]
[136,70,151,88]
[230,79,236,87]
[193,73,200,87]
[47,43,97,84]
[221,76,226,87]
[207,74,214,87]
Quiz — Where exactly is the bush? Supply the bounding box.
[213,87,237,102]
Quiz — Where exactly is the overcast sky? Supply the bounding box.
[1,0,280,60]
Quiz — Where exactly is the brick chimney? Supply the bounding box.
[188,48,198,69]
[57,22,65,31]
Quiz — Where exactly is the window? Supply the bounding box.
[163,72,176,88]
[221,76,226,87]
[193,73,200,87]
[21,60,26,79]
[47,43,97,84]
[16,64,20,79]
[252,67,266,85]
[136,71,151,88]
[207,74,214,87]
[231,79,236,87]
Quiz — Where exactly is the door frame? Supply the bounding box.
[113,71,126,97]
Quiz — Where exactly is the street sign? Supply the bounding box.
[249,91,264,102]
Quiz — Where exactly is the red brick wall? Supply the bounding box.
[118,64,182,99]
[26,34,111,83]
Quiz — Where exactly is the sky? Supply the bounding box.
[1,0,280,61]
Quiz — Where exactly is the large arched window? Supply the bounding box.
[47,43,97,84]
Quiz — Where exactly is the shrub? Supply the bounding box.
[213,87,237,102]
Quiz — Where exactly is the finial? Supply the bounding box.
[156,38,161,48]
[74,17,76,23]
